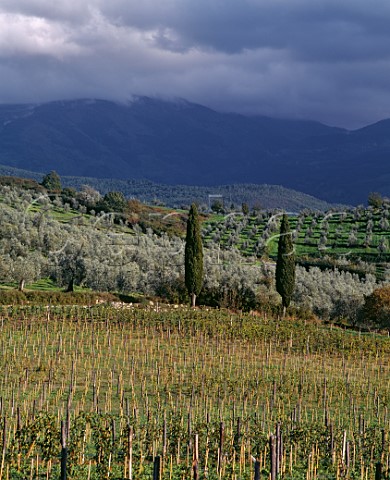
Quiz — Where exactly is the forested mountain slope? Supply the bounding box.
[0,164,335,211]
[0,97,389,204]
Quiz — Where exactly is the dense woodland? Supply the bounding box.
[0,164,334,211]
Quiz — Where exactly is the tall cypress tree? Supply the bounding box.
[185,203,204,307]
[275,214,296,316]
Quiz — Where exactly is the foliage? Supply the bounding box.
[41,170,62,192]
[210,199,224,213]
[0,306,387,478]
[185,203,204,306]
[203,206,390,266]
[0,164,335,210]
[275,214,296,309]
[155,276,188,304]
[0,289,118,305]
[98,190,127,213]
[55,242,88,292]
[0,183,389,326]
[359,285,390,329]
[293,266,377,321]
[0,175,44,192]
[198,284,258,311]
[368,191,385,208]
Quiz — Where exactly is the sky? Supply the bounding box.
[1,0,390,129]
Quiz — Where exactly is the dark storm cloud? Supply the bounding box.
[100,0,390,60]
[1,0,390,128]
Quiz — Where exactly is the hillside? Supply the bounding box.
[0,164,335,211]
[0,178,389,323]
[203,207,390,269]
[0,97,389,204]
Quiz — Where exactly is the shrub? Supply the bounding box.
[359,285,390,330]
[293,266,377,322]
[330,296,364,326]
[155,277,188,304]
[0,290,27,305]
[198,285,258,312]
[0,290,118,306]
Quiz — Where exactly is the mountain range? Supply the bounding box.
[0,96,389,204]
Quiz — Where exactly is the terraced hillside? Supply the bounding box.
[204,207,390,262]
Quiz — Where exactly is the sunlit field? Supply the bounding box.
[0,304,388,479]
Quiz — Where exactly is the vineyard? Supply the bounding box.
[0,304,388,479]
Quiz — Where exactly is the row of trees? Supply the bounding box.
[186,204,295,312]
[204,205,390,267]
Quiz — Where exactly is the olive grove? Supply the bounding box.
[0,184,388,327]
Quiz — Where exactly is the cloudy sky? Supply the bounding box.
[1,0,390,128]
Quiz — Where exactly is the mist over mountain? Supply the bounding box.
[0,97,388,204]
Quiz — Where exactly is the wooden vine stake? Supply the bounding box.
[60,420,68,480]
[375,461,382,480]
[127,425,133,480]
[276,422,283,476]
[0,417,6,480]
[193,434,199,480]
[254,459,261,480]
[218,421,224,476]
[153,455,161,480]
[269,434,277,480]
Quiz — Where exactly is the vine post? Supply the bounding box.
[60,420,68,480]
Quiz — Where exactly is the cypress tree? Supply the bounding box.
[185,203,204,307]
[275,214,296,316]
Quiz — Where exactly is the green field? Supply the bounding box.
[0,305,388,479]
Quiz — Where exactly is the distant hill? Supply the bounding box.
[0,97,388,204]
[0,164,334,211]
